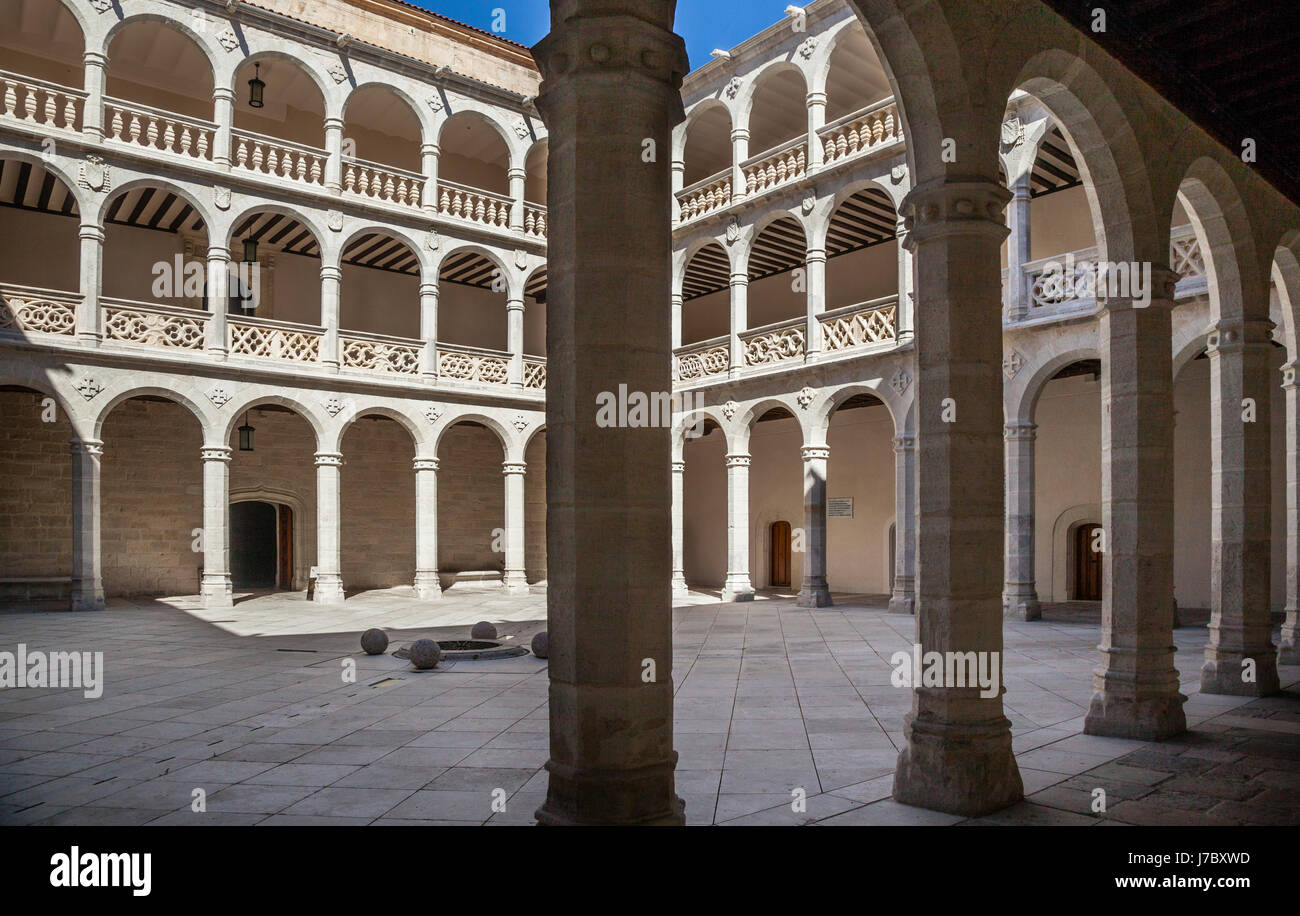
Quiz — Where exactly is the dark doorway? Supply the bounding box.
[231,500,277,589]
[770,520,792,588]
[1073,522,1103,601]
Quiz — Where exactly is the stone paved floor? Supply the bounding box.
[0,589,1295,826]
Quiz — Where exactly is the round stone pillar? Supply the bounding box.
[888,433,916,615]
[200,446,233,608]
[722,453,755,602]
[1002,420,1041,620]
[671,459,688,600]
[1281,360,1300,665]
[70,438,104,612]
[796,445,832,607]
[313,452,345,604]
[502,461,528,595]
[413,457,441,600]
[77,222,103,347]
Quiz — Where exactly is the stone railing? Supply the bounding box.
[676,170,732,222]
[818,99,902,165]
[103,298,207,350]
[674,335,730,381]
[0,70,84,133]
[104,98,214,162]
[523,357,547,390]
[232,129,326,187]
[343,156,425,209]
[228,315,322,363]
[523,203,548,239]
[1169,224,1206,292]
[437,179,513,230]
[0,284,78,337]
[819,297,897,351]
[438,342,511,386]
[340,330,422,375]
[742,136,807,196]
[742,317,805,367]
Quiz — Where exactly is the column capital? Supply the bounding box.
[314,452,343,467]
[805,247,827,264]
[730,272,749,287]
[725,453,751,468]
[506,298,526,312]
[79,223,104,241]
[323,116,345,131]
[671,459,686,473]
[900,177,1011,247]
[1097,262,1179,311]
[892,434,915,451]
[1206,315,1276,353]
[801,445,829,461]
[805,90,827,107]
[1003,420,1037,440]
[320,265,342,282]
[531,8,688,102]
[207,245,232,263]
[213,86,236,104]
[421,142,441,156]
[419,281,439,297]
[1281,360,1299,390]
[508,166,527,180]
[70,438,104,456]
[730,127,750,142]
[201,445,233,462]
[83,50,108,68]
[413,457,440,472]
[502,460,527,476]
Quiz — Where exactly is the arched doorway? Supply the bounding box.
[1072,522,1102,600]
[769,520,792,588]
[231,500,292,589]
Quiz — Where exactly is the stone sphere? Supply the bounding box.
[471,621,498,640]
[360,628,389,655]
[531,631,549,659]
[409,639,442,670]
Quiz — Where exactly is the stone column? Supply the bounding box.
[1282,361,1300,665]
[421,142,441,212]
[670,157,684,222]
[805,246,826,361]
[730,127,749,202]
[413,457,441,600]
[509,166,527,231]
[1004,172,1032,321]
[729,272,747,377]
[723,453,755,601]
[1003,420,1041,620]
[1084,271,1186,738]
[324,117,344,193]
[507,297,526,389]
[206,245,230,357]
[82,51,107,142]
[313,452,345,603]
[670,293,683,351]
[77,221,103,346]
[502,460,528,594]
[212,87,235,171]
[420,282,439,380]
[890,178,1022,816]
[888,433,916,615]
[70,438,104,611]
[320,262,342,371]
[797,445,831,607]
[1201,316,1279,695]
[200,446,233,607]
[532,1,688,825]
[806,90,826,171]
[895,214,915,345]
[671,459,688,600]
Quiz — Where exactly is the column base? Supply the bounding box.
[1280,620,1299,665]
[1002,593,1041,621]
[70,585,105,612]
[671,573,689,602]
[503,571,529,596]
[796,582,832,607]
[887,592,915,615]
[535,759,685,826]
[200,575,233,608]
[313,574,345,604]
[413,572,442,601]
[1083,687,1187,740]
[721,575,754,603]
[1200,652,1280,697]
[891,710,1023,817]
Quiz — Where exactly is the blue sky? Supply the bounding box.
[406,1,788,72]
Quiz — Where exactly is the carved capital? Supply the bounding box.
[900,179,1011,246]
[1003,421,1037,441]
[502,461,528,476]
[725,453,751,469]
[532,10,688,102]
[201,446,233,462]
[413,457,440,472]
[314,452,343,467]
[801,445,829,462]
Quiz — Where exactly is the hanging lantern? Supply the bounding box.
[238,411,255,451]
[248,62,265,109]
[242,236,258,263]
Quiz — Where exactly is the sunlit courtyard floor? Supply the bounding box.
[1,588,1296,825]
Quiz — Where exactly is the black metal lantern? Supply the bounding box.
[238,411,255,451]
[242,236,258,263]
[247,62,265,109]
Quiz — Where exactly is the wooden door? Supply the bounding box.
[277,505,293,589]
[770,521,792,589]
[1074,523,1102,600]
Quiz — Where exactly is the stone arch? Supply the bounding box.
[343,80,430,144]
[732,397,807,454]
[93,385,210,443]
[433,242,512,291]
[811,380,900,445]
[329,404,426,455]
[816,17,892,120]
[740,209,808,276]
[222,200,328,258]
[677,98,733,185]
[1008,344,1102,425]
[0,150,88,216]
[1272,231,1300,361]
[338,223,429,282]
[0,373,85,436]
[96,175,216,236]
[432,413,511,457]
[739,60,809,157]
[101,12,220,80]
[672,406,730,460]
[437,108,513,195]
[1050,502,1102,601]
[1172,325,1209,378]
[1176,156,1268,323]
[219,392,324,449]
[675,237,733,296]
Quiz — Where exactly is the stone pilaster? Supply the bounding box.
[888,433,916,615]
[213,87,235,171]
[509,166,527,231]
[730,127,748,202]
[729,272,748,377]
[324,117,344,193]
[1004,173,1032,321]
[413,457,441,599]
[1201,316,1279,694]
[1084,269,1186,738]
[1281,361,1300,665]
[670,293,683,354]
[200,446,233,607]
[77,222,103,347]
[806,90,826,171]
[419,282,438,380]
[421,142,440,211]
[70,438,104,611]
[797,445,832,607]
[82,51,107,142]
[890,177,1022,816]
[895,214,915,345]
[206,246,230,357]
[671,459,689,600]
[1003,420,1041,620]
[805,247,826,361]
[532,0,688,825]
[507,298,526,389]
[313,452,345,603]
[502,460,528,594]
[723,452,755,602]
[320,263,342,371]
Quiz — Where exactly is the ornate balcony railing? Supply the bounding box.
[340,330,422,375]
[437,342,511,386]
[105,98,214,162]
[741,317,805,367]
[0,70,84,133]
[673,335,730,381]
[437,179,512,230]
[343,156,424,209]
[232,129,326,187]
[819,297,897,351]
[818,99,902,165]
[523,357,547,390]
[103,298,207,350]
[0,284,78,337]
[228,314,322,363]
[676,171,732,222]
[742,136,807,196]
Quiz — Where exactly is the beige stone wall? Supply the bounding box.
[437,422,505,574]
[341,416,415,589]
[0,390,73,579]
